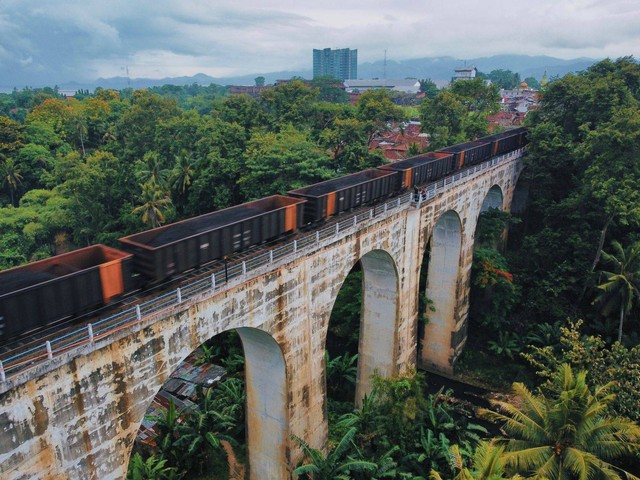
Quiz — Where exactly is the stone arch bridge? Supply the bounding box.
[0,150,524,479]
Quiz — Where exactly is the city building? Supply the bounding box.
[343,79,421,94]
[452,65,477,82]
[313,48,357,80]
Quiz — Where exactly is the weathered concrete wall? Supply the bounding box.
[0,155,523,479]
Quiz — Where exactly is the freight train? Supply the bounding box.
[0,127,527,342]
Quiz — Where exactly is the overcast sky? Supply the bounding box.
[1,0,639,87]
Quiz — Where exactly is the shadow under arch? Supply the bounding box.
[420,210,462,373]
[126,326,288,480]
[480,184,504,213]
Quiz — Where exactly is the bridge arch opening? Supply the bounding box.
[480,185,504,213]
[467,183,520,366]
[325,249,399,408]
[419,210,462,373]
[126,327,287,479]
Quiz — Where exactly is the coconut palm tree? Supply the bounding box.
[593,240,640,342]
[132,182,172,228]
[136,151,170,189]
[429,442,524,480]
[76,116,88,157]
[170,150,195,195]
[480,364,640,480]
[293,427,377,480]
[0,157,23,206]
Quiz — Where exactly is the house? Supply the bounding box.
[370,121,430,161]
[452,66,477,82]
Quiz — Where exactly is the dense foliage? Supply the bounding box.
[511,57,640,337]
[419,77,500,149]
[0,81,398,269]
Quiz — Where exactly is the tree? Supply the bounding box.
[312,75,349,103]
[259,79,318,129]
[581,105,640,274]
[254,76,265,87]
[293,427,377,480]
[174,387,236,475]
[355,89,405,146]
[169,150,196,213]
[593,240,640,342]
[0,156,23,206]
[524,320,640,421]
[132,182,172,228]
[116,90,181,162]
[319,117,374,173]
[486,69,521,90]
[508,57,640,324]
[481,364,640,480]
[450,77,500,114]
[429,442,524,480]
[419,79,439,99]
[419,90,467,149]
[239,125,333,198]
[523,76,541,90]
[0,116,25,154]
[135,151,170,190]
[325,351,358,401]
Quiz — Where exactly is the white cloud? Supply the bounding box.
[0,0,638,86]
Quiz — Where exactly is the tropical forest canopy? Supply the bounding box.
[0,80,404,269]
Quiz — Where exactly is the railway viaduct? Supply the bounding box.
[0,150,525,480]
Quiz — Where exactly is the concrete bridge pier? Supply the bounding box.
[236,327,288,479]
[356,250,399,405]
[420,210,463,373]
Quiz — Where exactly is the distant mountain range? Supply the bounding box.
[54,54,598,93]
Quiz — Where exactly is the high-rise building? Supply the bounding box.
[313,48,357,80]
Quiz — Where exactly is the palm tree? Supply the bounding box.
[293,427,377,480]
[593,240,640,342]
[325,351,358,400]
[132,182,172,228]
[480,364,640,480]
[136,151,170,189]
[0,157,23,206]
[170,150,195,195]
[429,442,524,480]
[335,389,384,451]
[76,116,88,157]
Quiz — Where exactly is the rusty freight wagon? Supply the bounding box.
[0,245,132,341]
[484,127,528,156]
[378,151,456,190]
[288,169,398,224]
[437,138,493,169]
[118,195,306,282]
